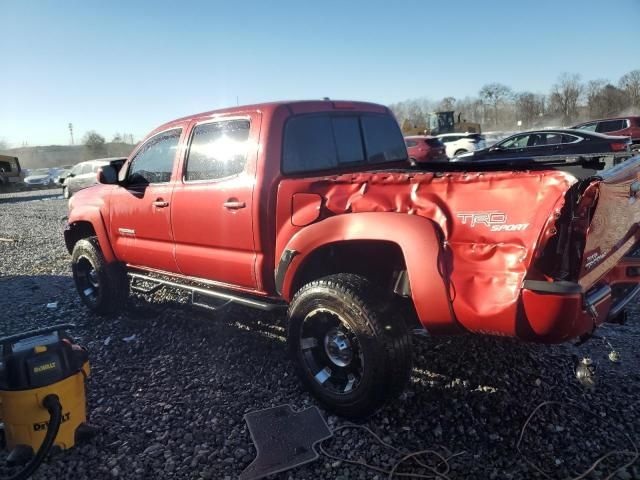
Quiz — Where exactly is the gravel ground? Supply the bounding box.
[0,189,638,480]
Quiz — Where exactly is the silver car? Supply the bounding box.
[61,158,126,199]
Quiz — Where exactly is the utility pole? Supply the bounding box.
[68,123,74,145]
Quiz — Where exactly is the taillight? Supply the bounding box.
[611,142,630,152]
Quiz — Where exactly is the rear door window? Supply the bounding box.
[282,113,404,174]
[185,119,250,181]
[562,134,581,143]
[544,133,563,145]
[596,120,625,133]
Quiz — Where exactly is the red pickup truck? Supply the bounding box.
[65,100,640,417]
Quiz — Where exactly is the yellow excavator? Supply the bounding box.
[401,111,481,136]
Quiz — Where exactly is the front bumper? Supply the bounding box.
[520,257,640,343]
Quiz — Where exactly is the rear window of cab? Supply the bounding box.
[282,113,407,174]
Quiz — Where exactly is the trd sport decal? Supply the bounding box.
[456,211,529,232]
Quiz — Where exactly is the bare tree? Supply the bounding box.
[83,131,106,158]
[479,83,512,126]
[438,96,456,111]
[514,92,545,128]
[549,73,583,124]
[619,69,640,109]
[586,81,627,118]
[586,79,607,117]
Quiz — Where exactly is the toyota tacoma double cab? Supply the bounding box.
[64,100,640,417]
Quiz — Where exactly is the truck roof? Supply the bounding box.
[151,100,391,136]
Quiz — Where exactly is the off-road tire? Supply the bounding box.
[71,237,129,315]
[287,273,412,418]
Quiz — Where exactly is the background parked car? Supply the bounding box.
[0,155,23,191]
[404,136,447,164]
[62,158,126,198]
[23,168,55,187]
[53,168,71,185]
[572,116,640,147]
[453,129,631,162]
[437,133,486,158]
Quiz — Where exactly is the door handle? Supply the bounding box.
[152,199,169,208]
[223,200,246,210]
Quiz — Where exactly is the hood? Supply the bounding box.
[25,174,50,181]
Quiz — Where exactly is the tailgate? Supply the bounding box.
[579,156,640,288]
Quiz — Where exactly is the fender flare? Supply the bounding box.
[65,206,116,263]
[277,212,457,333]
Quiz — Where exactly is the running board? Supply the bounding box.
[608,283,640,321]
[128,272,286,312]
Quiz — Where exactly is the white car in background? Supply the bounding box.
[437,133,486,158]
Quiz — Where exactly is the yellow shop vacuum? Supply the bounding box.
[0,324,94,479]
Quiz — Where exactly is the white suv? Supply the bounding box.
[437,133,486,158]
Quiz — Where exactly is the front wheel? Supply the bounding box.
[287,274,412,418]
[71,237,129,315]
[62,186,70,199]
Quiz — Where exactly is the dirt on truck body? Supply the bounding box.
[64,100,640,417]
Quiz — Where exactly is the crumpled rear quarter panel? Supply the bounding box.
[277,170,576,336]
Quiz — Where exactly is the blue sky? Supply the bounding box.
[1,0,639,146]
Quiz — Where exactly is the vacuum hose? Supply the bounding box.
[3,394,62,480]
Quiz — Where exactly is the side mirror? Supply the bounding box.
[490,145,502,152]
[97,165,118,185]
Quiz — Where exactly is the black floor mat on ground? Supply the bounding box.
[239,404,332,480]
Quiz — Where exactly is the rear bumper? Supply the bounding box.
[520,257,640,342]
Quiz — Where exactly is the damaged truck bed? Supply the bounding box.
[64,100,640,416]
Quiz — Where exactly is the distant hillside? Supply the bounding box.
[0,143,136,168]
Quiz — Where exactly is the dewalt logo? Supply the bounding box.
[33,412,70,431]
[33,362,56,373]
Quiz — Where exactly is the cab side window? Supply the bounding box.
[185,120,250,181]
[128,129,182,184]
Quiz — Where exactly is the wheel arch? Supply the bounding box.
[64,207,116,263]
[277,212,458,334]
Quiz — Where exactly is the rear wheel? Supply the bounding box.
[71,237,129,315]
[287,274,412,418]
